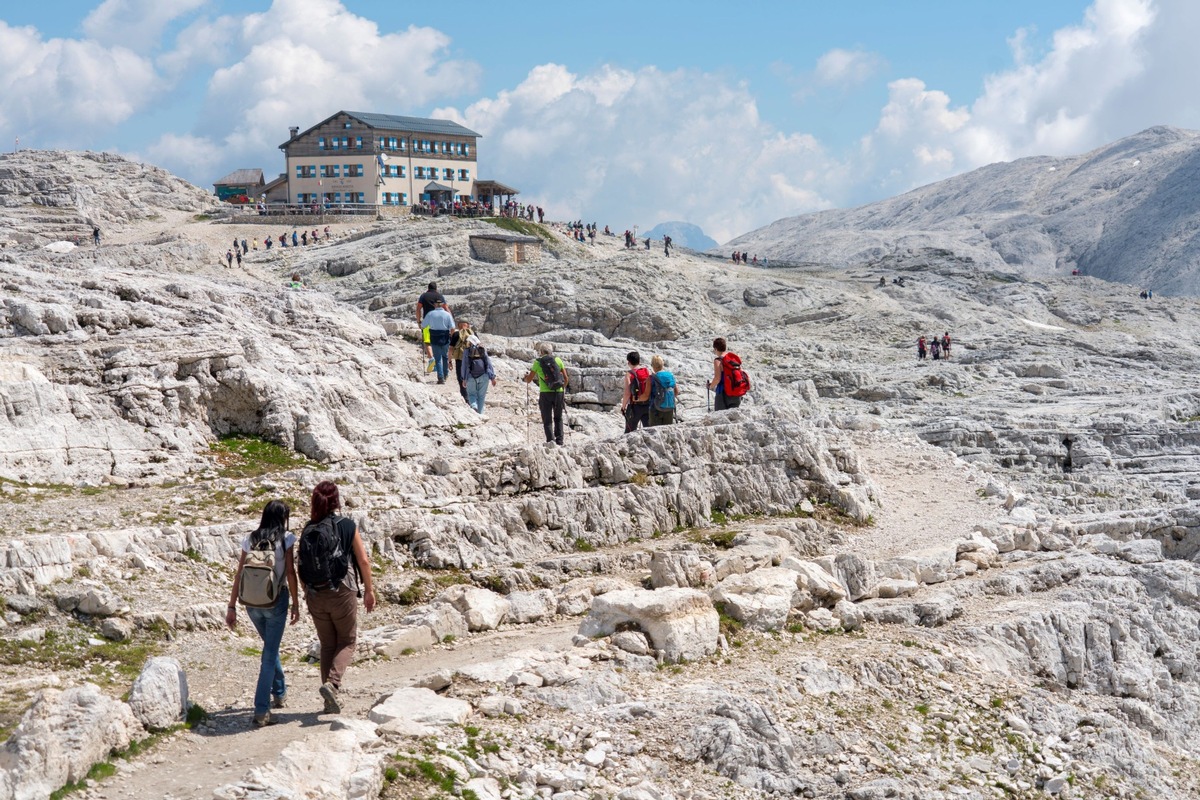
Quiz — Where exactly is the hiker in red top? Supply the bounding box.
[621,351,653,432]
[917,336,927,360]
[708,337,750,411]
[941,332,951,359]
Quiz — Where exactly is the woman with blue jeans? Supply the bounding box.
[225,501,300,727]
[460,335,496,414]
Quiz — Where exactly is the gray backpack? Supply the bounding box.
[239,535,281,608]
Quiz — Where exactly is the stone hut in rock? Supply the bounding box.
[469,232,542,265]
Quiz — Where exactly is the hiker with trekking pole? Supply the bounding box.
[708,337,750,411]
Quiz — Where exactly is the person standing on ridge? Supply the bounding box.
[524,343,569,446]
[941,332,951,359]
[92,226,101,247]
[664,235,672,257]
[621,351,653,433]
[297,481,375,715]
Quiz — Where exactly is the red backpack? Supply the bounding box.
[629,366,652,402]
[720,353,750,397]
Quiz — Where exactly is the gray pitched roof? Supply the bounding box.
[344,112,481,138]
[214,168,264,186]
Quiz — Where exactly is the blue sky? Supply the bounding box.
[0,0,1192,241]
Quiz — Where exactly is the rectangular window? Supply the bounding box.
[334,192,342,202]
[463,144,469,156]
[296,165,303,178]
[344,122,352,129]
[342,164,363,177]
[458,169,469,181]
[400,192,408,206]
[356,137,363,149]
[443,168,453,180]
[318,137,326,150]
[399,165,406,178]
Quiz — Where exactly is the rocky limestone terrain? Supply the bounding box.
[727,125,1200,295]
[0,152,1199,799]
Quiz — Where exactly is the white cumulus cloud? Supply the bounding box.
[0,21,160,146]
[83,0,209,53]
[814,48,885,88]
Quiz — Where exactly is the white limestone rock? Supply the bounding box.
[711,567,801,631]
[0,684,142,800]
[369,687,471,735]
[127,656,188,730]
[578,588,719,663]
[213,718,384,799]
[506,589,557,624]
[434,585,511,632]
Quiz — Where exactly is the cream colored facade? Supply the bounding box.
[279,111,480,207]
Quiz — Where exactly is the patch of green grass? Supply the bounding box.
[192,213,214,222]
[714,602,744,638]
[185,703,208,728]
[573,537,596,553]
[915,703,931,716]
[208,434,325,479]
[482,217,552,241]
[0,628,163,688]
[49,760,117,799]
[239,646,262,658]
[182,548,204,563]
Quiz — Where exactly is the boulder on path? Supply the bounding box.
[649,549,714,588]
[368,687,471,736]
[507,589,557,624]
[127,656,188,730]
[0,684,142,800]
[578,588,719,663]
[434,585,511,632]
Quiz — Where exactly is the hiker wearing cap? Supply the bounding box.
[449,320,475,403]
[461,335,497,414]
[621,351,653,433]
[523,343,569,446]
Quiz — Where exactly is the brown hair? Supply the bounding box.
[712,337,727,354]
[310,480,340,522]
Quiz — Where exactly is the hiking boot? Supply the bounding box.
[252,711,274,727]
[271,693,286,709]
[436,377,445,384]
[319,682,341,714]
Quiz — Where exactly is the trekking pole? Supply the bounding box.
[525,381,530,445]
[706,385,711,413]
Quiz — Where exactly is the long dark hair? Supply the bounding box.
[310,480,340,523]
[250,500,290,548]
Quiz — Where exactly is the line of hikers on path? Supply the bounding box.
[415,284,752,444]
[227,480,375,727]
[621,230,673,255]
[730,251,765,266]
[917,332,953,361]
[224,228,336,268]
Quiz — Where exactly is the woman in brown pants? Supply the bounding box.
[299,480,375,714]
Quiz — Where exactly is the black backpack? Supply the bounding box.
[298,515,351,590]
[468,345,489,378]
[537,355,564,390]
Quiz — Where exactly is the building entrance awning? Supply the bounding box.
[474,180,519,197]
[424,181,454,193]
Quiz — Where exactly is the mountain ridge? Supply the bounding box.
[726,125,1200,295]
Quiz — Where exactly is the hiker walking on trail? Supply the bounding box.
[225,500,300,728]
[917,336,927,360]
[461,335,496,414]
[298,481,375,715]
[709,337,750,411]
[930,336,941,360]
[416,282,447,372]
[663,236,672,257]
[235,249,243,268]
[92,226,101,247]
[423,302,455,384]
[524,343,568,446]
[649,355,677,426]
[225,249,234,268]
[621,351,653,433]
[449,320,475,403]
[941,332,951,359]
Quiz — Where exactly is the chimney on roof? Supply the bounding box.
[289,126,299,139]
